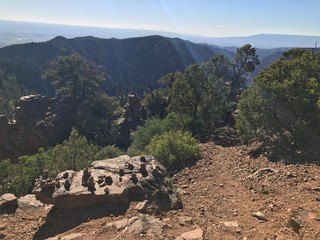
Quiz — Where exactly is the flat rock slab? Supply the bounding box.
[179,227,204,240]
[33,155,182,211]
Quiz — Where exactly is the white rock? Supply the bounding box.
[18,194,43,210]
[180,227,204,240]
[222,221,240,227]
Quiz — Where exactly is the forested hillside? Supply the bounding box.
[0,35,234,94]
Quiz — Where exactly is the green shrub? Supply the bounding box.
[11,128,99,196]
[95,145,124,159]
[47,128,98,174]
[0,160,14,195]
[147,130,200,171]
[163,112,190,131]
[130,113,189,153]
[0,158,41,196]
[130,118,165,152]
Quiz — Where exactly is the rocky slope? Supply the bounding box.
[1,138,320,239]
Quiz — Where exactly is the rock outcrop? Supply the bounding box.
[0,93,148,160]
[116,94,147,147]
[33,155,181,239]
[0,95,72,161]
[34,155,181,211]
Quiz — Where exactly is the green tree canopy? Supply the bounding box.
[236,48,320,156]
[229,44,260,102]
[167,64,228,134]
[43,53,106,101]
[43,54,118,144]
[142,44,259,135]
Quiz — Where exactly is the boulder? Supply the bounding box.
[0,193,18,214]
[33,155,182,211]
[17,194,44,210]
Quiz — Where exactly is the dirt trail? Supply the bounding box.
[1,142,320,239]
[171,143,320,239]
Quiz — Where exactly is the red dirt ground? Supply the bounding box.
[1,139,320,239]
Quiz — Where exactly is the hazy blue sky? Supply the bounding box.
[1,0,319,37]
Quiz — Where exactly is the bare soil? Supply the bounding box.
[2,136,320,239]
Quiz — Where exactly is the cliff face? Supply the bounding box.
[0,95,71,161]
[0,93,149,160]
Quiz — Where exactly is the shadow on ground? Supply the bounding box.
[249,143,320,165]
[208,126,241,147]
[33,202,128,240]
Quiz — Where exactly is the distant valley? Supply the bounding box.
[1,20,320,49]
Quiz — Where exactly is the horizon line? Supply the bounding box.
[1,18,320,39]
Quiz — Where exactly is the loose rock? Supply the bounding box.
[179,227,204,240]
[222,221,240,228]
[252,211,268,221]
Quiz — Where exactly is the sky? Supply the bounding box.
[1,0,320,37]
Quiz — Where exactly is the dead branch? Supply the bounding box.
[246,168,278,179]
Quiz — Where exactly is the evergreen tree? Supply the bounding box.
[43,53,117,144]
[236,49,320,155]
[43,53,106,101]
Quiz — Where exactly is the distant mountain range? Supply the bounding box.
[1,20,302,94]
[0,35,234,93]
[1,20,310,95]
[1,20,320,49]
[204,34,320,49]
